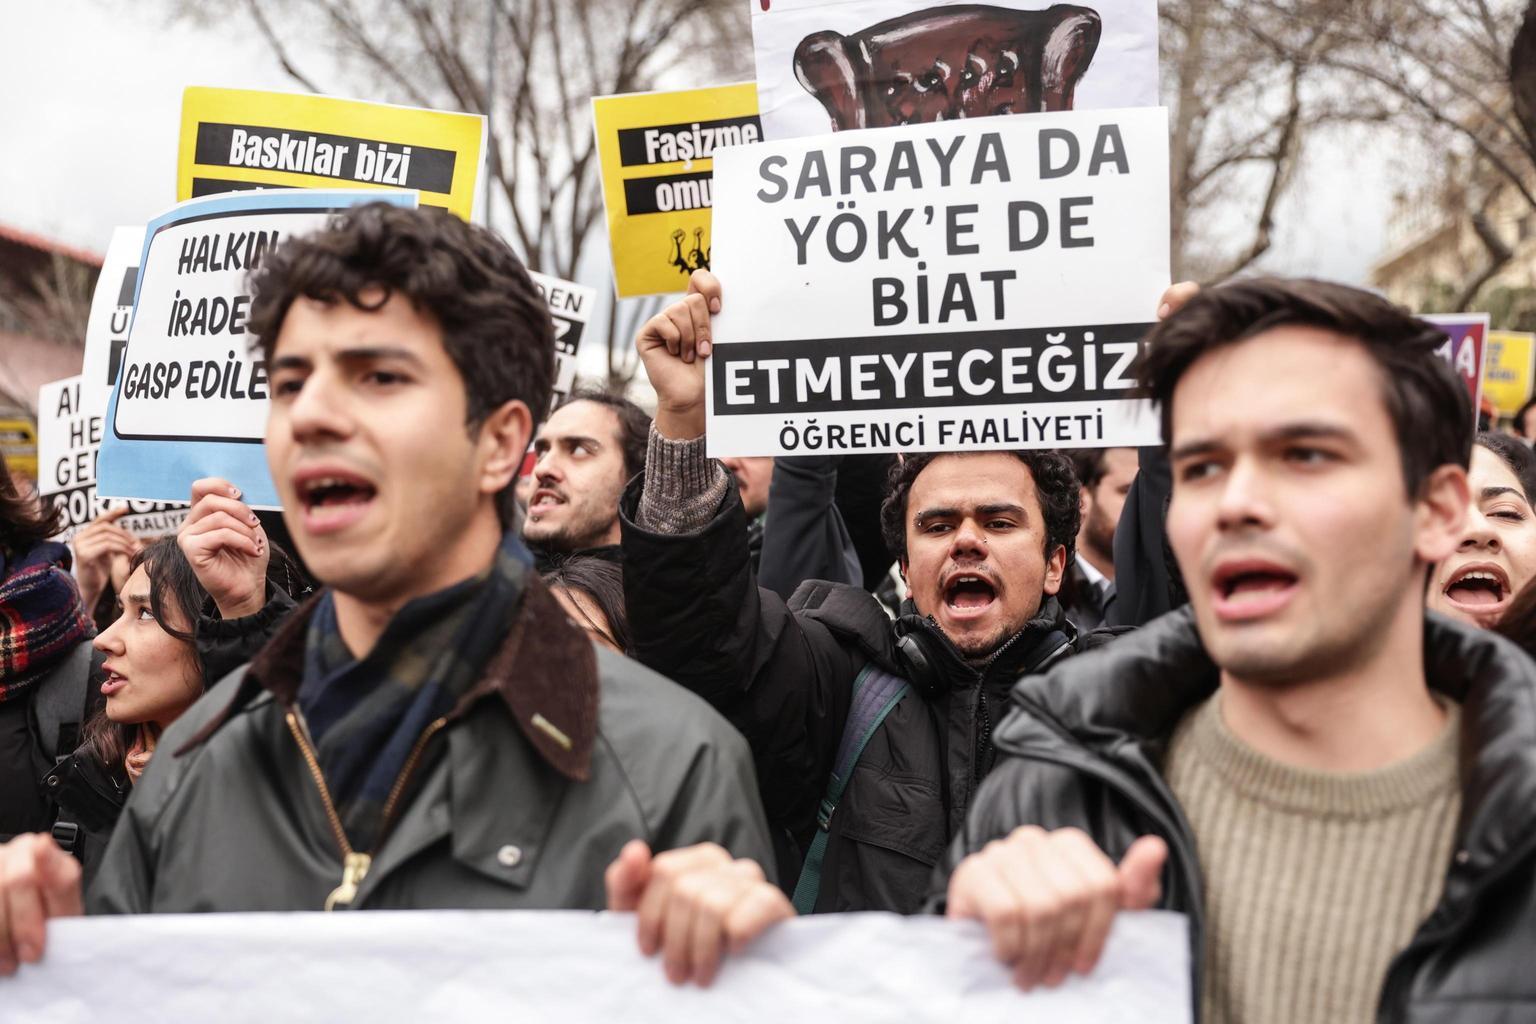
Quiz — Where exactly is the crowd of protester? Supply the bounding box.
[1,202,1534,1020]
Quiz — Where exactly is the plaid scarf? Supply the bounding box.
[0,543,91,704]
[297,533,532,852]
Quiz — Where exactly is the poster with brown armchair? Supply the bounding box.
[751,0,1158,140]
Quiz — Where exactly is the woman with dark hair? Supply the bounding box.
[541,555,629,653]
[77,539,206,778]
[0,458,65,549]
[0,455,93,840]
[1428,431,1536,628]
[45,533,297,883]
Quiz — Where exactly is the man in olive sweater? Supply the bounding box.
[941,278,1536,1021]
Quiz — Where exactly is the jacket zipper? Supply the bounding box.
[285,710,449,911]
[975,692,992,783]
[914,615,1074,808]
[971,630,1071,784]
[972,629,1027,779]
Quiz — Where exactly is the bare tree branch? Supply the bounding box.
[243,0,326,92]
[1456,203,1517,308]
[0,254,98,346]
[1212,59,1306,280]
[1512,2,1536,153]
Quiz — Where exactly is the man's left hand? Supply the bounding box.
[605,840,793,987]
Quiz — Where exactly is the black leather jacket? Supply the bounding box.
[943,607,1536,1023]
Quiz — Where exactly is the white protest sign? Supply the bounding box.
[3,910,1191,1024]
[528,269,597,405]
[60,226,190,540]
[114,208,310,443]
[98,188,418,508]
[706,106,1170,457]
[36,377,96,500]
[36,376,187,543]
[752,0,1160,141]
[80,226,146,427]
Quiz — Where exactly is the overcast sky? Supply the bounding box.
[1,1,1403,368]
[0,6,303,253]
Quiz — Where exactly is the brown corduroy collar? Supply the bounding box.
[175,574,599,781]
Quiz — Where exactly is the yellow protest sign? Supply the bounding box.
[1482,330,1536,415]
[0,418,39,480]
[178,87,486,221]
[593,83,760,298]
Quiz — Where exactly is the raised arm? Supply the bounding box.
[621,271,857,835]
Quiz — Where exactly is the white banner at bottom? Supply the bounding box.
[3,909,1190,1024]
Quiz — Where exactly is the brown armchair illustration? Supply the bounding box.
[792,3,1101,131]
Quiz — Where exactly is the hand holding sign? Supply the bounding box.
[946,826,1167,991]
[606,840,793,988]
[71,506,142,612]
[0,834,82,977]
[637,270,722,441]
[1157,281,1200,321]
[178,477,269,620]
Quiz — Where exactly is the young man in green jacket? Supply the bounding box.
[0,204,771,972]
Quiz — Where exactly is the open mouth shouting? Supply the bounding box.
[529,487,567,517]
[942,571,999,621]
[1212,558,1300,622]
[1441,562,1511,618]
[294,466,378,535]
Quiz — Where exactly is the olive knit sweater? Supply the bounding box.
[1165,693,1462,1024]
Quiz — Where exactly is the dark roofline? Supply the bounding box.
[0,223,104,269]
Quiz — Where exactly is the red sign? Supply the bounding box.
[1424,313,1490,423]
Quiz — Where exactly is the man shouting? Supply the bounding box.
[620,269,1107,913]
[0,205,770,972]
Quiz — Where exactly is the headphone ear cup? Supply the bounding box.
[896,633,933,690]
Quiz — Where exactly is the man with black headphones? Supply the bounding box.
[618,270,1113,919]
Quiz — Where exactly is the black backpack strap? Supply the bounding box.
[791,663,911,914]
[30,642,97,855]
[30,641,96,763]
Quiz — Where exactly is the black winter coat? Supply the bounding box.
[195,585,297,687]
[942,607,1536,1023]
[756,456,862,601]
[621,477,1102,914]
[1059,558,1113,632]
[1106,445,1184,628]
[42,742,126,889]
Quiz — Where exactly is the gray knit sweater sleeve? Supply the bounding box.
[636,425,730,534]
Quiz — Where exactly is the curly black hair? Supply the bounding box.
[246,202,555,529]
[878,451,1081,565]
